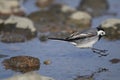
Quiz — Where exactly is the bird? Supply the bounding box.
[48,27,108,56]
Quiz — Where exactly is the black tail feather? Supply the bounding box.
[48,38,67,41]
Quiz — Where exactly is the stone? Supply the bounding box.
[0,15,37,43]
[4,72,54,80]
[4,15,36,32]
[109,58,120,64]
[2,56,40,73]
[68,11,92,27]
[101,18,120,40]
[77,0,109,17]
[0,0,25,16]
[36,0,54,8]
[43,60,51,65]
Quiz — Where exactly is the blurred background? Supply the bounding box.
[0,0,120,80]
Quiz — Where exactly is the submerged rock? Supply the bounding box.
[43,60,52,65]
[77,0,109,17]
[2,56,40,73]
[0,54,8,58]
[101,18,120,40]
[109,58,120,64]
[0,15,37,43]
[4,71,54,80]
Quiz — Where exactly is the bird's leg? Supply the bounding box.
[91,48,109,57]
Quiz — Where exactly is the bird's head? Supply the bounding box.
[97,27,106,36]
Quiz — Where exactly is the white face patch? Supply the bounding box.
[97,30,106,36]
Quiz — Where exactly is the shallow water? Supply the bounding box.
[0,0,120,80]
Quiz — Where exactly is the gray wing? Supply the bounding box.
[65,28,98,41]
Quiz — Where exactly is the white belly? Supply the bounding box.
[75,39,98,48]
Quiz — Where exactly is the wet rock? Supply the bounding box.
[0,32,26,43]
[49,4,76,13]
[109,58,120,64]
[2,56,40,73]
[0,0,25,16]
[77,0,109,17]
[4,15,36,32]
[0,15,37,43]
[68,11,92,27]
[4,71,54,80]
[101,18,120,40]
[43,60,51,65]
[36,0,54,8]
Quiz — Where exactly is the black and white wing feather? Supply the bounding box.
[65,28,97,41]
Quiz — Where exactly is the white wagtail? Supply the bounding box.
[48,27,108,56]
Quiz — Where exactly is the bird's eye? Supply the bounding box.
[101,32,105,35]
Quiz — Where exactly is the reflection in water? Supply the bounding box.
[0,54,8,58]
[2,56,40,73]
[74,68,108,80]
[4,71,54,80]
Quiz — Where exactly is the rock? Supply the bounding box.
[36,0,54,8]
[0,32,26,43]
[0,15,37,43]
[61,4,76,13]
[4,72,54,80]
[49,4,76,13]
[4,15,36,32]
[101,18,120,40]
[101,19,120,28]
[0,0,25,16]
[77,0,109,17]
[2,56,40,73]
[43,60,51,65]
[68,11,92,27]
[109,58,120,64]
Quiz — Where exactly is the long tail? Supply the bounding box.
[48,37,68,41]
